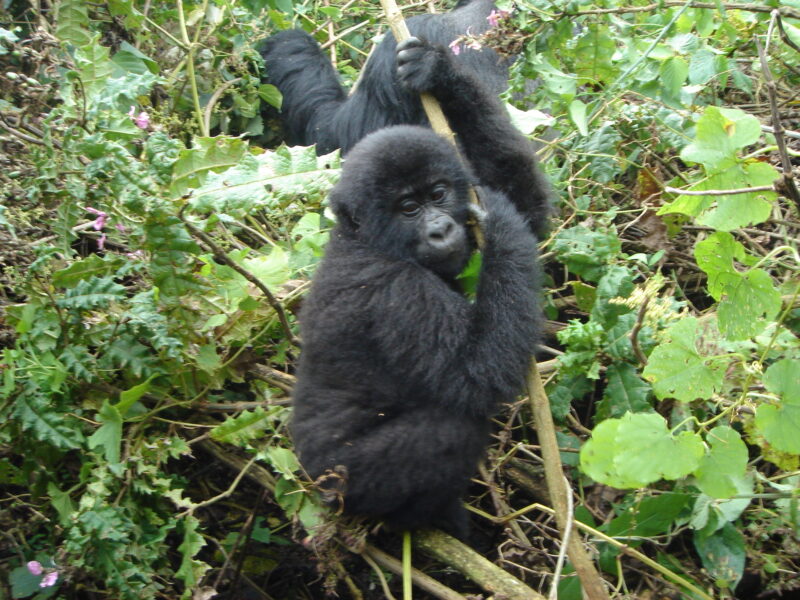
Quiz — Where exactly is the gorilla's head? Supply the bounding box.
[329,126,473,279]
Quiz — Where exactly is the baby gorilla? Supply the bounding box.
[291,126,540,537]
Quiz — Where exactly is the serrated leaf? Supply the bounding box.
[574,25,616,85]
[694,426,748,498]
[53,254,121,288]
[580,412,704,488]
[210,407,271,446]
[87,400,123,465]
[13,393,84,449]
[551,225,622,282]
[266,446,301,480]
[57,277,126,310]
[171,136,249,197]
[642,318,726,402]
[195,344,222,374]
[660,56,688,99]
[688,47,718,85]
[176,515,210,590]
[55,0,91,46]
[188,145,341,213]
[597,363,652,419]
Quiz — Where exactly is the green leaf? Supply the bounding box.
[642,317,726,402]
[57,277,126,310]
[580,412,704,488]
[55,0,91,46]
[679,106,762,171]
[210,407,272,446]
[48,482,75,526]
[574,25,617,85]
[266,447,301,480]
[660,56,688,99]
[717,268,781,340]
[187,144,341,213]
[597,363,652,420]
[755,390,800,455]
[694,426,748,499]
[661,161,776,230]
[117,375,156,416]
[258,83,282,109]
[688,47,718,85]
[694,232,751,300]
[763,358,800,401]
[606,493,691,540]
[195,344,222,374]
[87,400,123,465]
[176,515,210,591]
[694,522,745,589]
[551,225,622,282]
[10,565,43,598]
[13,392,84,449]
[170,136,249,197]
[569,99,589,136]
[53,255,122,288]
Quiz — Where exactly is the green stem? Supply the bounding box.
[403,530,412,600]
[176,0,208,136]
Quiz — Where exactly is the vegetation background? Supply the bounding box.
[0,0,798,598]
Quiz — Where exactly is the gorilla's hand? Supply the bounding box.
[396,37,448,93]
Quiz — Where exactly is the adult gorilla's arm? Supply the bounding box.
[397,38,552,236]
[371,191,539,417]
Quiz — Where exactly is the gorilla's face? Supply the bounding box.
[330,126,473,279]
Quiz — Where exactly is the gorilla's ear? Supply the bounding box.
[329,191,360,233]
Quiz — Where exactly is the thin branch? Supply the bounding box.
[362,544,466,600]
[630,296,651,367]
[203,77,241,134]
[180,212,300,347]
[664,184,775,196]
[527,360,611,600]
[756,24,800,213]
[571,1,800,20]
[548,475,574,600]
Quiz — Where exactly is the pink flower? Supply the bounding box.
[27,561,43,576]
[127,106,150,130]
[448,39,462,55]
[40,571,58,588]
[84,207,107,231]
[98,233,107,250]
[487,9,511,27]
[115,223,127,234]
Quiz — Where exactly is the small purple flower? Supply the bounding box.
[128,106,150,130]
[448,39,462,55]
[98,233,107,250]
[487,9,511,27]
[115,223,127,234]
[84,206,107,231]
[40,571,58,588]
[27,561,43,576]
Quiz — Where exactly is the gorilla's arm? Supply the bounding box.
[396,37,552,236]
[371,191,539,416]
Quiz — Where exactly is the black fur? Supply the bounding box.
[291,125,541,537]
[259,0,510,155]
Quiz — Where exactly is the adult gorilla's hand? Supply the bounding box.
[396,36,449,93]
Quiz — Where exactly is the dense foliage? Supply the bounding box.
[1,0,798,598]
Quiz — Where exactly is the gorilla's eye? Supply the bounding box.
[399,199,421,216]
[430,185,447,203]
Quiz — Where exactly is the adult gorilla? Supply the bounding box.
[291,37,543,537]
[259,0,510,155]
